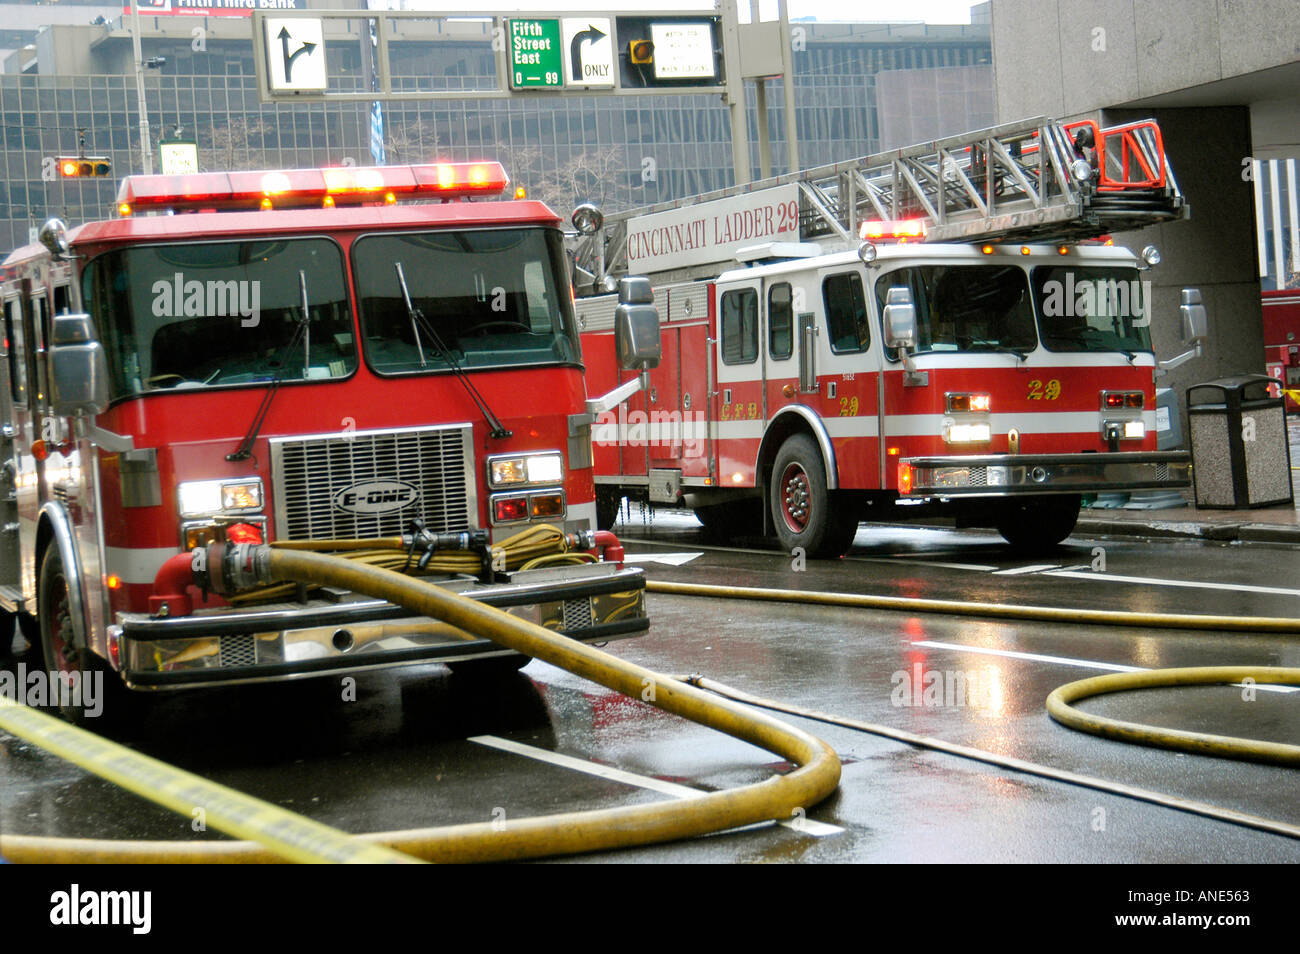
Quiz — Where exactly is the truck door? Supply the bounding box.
[811,266,882,490]
[714,277,763,486]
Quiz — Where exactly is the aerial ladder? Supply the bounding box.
[571,115,1187,291]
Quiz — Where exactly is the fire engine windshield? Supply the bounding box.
[83,238,355,401]
[875,264,1037,358]
[1032,265,1153,354]
[351,228,580,375]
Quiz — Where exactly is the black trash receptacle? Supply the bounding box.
[1186,375,1293,508]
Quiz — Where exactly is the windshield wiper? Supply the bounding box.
[394,262,511,440]
[227,270,312,463]
[974,344,1029,362]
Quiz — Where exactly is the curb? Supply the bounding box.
[1075,514,1300,545]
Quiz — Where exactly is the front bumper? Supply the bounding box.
[901,451,1192,497]
[111,562,646,690]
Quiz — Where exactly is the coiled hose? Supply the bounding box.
[1,545,841,863]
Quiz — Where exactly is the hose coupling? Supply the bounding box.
[192,542,274,596]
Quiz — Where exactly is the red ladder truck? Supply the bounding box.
[574,116,1207,556]
[0,160,653,722]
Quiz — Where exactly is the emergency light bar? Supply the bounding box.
[115,161,510,215]
[858,219,927,242]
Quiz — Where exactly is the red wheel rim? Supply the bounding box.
[779,462,811,533]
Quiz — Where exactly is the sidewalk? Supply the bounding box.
[1075,415,1300,545]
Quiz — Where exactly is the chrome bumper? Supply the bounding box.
[111,562,647,690]
[901,451,1192,497]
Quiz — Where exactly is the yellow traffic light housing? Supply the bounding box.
[57,156,111,178]
[628,40,654,65]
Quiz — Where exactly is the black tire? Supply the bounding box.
[447,654,532,678]
[995,494,1081,552]
[693,498,764,542]
[595,489,623,530]
[37,546,129,726]
[769,434,859,558]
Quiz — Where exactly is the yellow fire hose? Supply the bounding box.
[1046,667,1300,766]
[645,579,1300,633]
[0,546,841,863]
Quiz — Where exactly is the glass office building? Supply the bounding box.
[0,4,992,249]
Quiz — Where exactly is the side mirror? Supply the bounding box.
[50,313,109,417]
[571,203,604,236]
[1179,288,1207,346]
[883,286,917,350]
[614,276,661,371]
[39,217,70,259]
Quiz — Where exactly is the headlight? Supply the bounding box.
[177,478,263,517]
[943,421,992,444]
[488,452,564,488]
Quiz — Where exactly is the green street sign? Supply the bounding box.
[509,19,562,89]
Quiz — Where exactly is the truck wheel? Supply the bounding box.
[693,499,764,542]
[996,495,1081,552]
[769,434,859,558]
[447,654,532,679]
[595,489,622,530]
[37,547,127,726]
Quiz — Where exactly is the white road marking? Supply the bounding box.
[1044,568,1300,598]
[912,640,1297,693]
[993,563,1062,576]
[470,734,843,836]
[622,552,704,566]
[848,556,1000,571]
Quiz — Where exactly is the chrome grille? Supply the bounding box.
[968,466,988,487]
[561,598,594,632]
[219,634,257,668]
[271,425,475,541]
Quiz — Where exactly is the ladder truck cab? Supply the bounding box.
[574,116,1207,557]
[0,160,651,723]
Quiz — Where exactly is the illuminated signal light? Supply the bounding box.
[467,164,489,186]
[628,39,654,64]
[529,493,565,519]
[261,172,291,195]
[383,191,397,205]
[981,244,995,255]
[946,392,991,413]
[322,195,335,208]
[1102,390,1144,409]
[57,156,111,178]
[117,202,132,217]
[898,461,913,495]
[887,446,901,456]
[514,186,527,200]
[860,219,927,242]
[435,163,457,190]
[1020,246,1031,255]
[106,574,122,590]
[259,196,273,210]
[493,496,528,523]
[226,522,264,545]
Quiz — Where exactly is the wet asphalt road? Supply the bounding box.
[2,510,1298,864]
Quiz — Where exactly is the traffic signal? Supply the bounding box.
[628,39,654,65]
[58,156,111,178]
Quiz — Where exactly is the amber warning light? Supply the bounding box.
[115,161,511,214]
[859,219,926,243]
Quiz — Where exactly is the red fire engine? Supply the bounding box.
[1263,288,1300,411]
[574,117,1206,556]
[0,160,651,722]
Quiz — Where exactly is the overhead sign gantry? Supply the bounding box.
[251,2,799,187]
